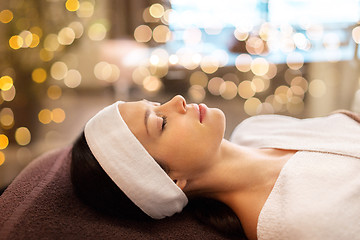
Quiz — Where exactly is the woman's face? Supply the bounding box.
[118,95,225,179]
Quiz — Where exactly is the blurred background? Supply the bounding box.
[1,0,360,190]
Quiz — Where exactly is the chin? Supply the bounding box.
[211,108,226,138]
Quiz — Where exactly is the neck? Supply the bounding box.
[183,139,294,240]
[185,139,286,198]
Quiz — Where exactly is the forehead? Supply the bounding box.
[118,101,147,137]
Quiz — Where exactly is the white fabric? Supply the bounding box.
[230,113,360,240]
[84,101,188,219]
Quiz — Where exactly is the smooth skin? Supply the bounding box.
[119,95,296,240]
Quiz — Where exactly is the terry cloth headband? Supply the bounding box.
[84,101,188,219]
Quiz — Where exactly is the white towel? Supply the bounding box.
[231,113,360,240]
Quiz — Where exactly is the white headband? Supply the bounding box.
[84,101,188,219]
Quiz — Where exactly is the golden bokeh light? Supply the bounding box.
[15,127,31,146]
[149,3,165,18]
[30,26,43,38]
[287,96,304,114]
[64,69,81,88]
[44,34,60,51]
[219,81,238,100]
[238,80,255,99]
[52,108,66,123]
[88,23,107,41]
[251,77,267,93]
[68,21,84,39]
[1,85,16,102]
[189,71,208,87]
[0,9,13,23]
[246,36,265,55]
[153,25,171,43]
[32,68,47,83]
[0,76,13,91]
[132,66,150,85]
[309,79,326,98]
[0,152,4,166]
[51,61,68,80]
[29,33,40,48]
[20,31,32,48]
[134,25,152,43]
[208,77,224,96]
[38,109,52,124]
[9,35,23,50]
[188,85,206,103]
[47,85,62,100]
[40,49,54,62]
[143,7,158,23]
[200,56,219,74]
[143,76,162,92]
[66,0,80,12]
[58,27,76,45]
[251,57,269,76]
[0,108,14,129]
[77,1,94,18]
[244,97,262,116]
[94,61,111,81]
[0,134,9,150]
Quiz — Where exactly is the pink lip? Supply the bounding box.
[199,103,207,123]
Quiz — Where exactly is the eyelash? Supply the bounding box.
[161,116,167,130]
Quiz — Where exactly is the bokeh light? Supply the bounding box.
[238,80,255,99]
[143,76,162,92]
[51,61,68,80]
[64,69,82,88]
[208,77,224,96]
[149,3,165,18]
[58,27,76,45]
[153,25,171,43]
[88,23,107,41]
[52,108,66,123]
[0,108,14,129]
[0,76,13,91]
[47,85,62,100]
[134,25,152,43]
[32,68,47,83]
[0,134,9,150]
[38,109,52,124]
[66,0,80,12]
[9,35,23,50]
[15,127,31,146]
[0,9,13,23]
[188,85,206,102]
[309,79,326,98]
[77,1,94,18]
[189,71,208,87]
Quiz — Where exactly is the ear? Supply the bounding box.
[173,179,187,190]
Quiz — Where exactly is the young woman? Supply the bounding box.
[71,95,360,240]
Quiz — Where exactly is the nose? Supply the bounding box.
[163,95,186,114]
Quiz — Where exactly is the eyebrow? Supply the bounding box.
[144,107,150,135]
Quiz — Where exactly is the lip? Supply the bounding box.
[198,103,207,123]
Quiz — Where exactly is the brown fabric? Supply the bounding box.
[0,147,233,240]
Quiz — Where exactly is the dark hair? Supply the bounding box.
[71,131,247,239]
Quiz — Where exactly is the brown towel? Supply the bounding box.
[0,147,233,240]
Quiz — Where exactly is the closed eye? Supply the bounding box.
[161,116,167,130]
